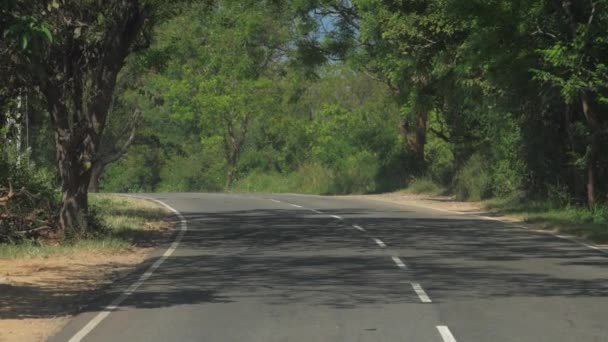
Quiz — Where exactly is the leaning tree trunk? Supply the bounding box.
[88,162,106,193]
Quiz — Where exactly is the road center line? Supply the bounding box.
[331,215,344,220]
[373,238,386,248]
[437,326,457,342]
[290,204,303,208]
[309,209,323,214]
[68,196,188,342]
[411,282,432,303]
[352,225,366,232]
[391,256,407,269]
[269,199,282,203]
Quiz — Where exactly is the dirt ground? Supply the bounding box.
[353,192,524,222]
[0,201,173,342]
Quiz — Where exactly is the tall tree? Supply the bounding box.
[0,0,188,234]
[530,0,608,206]
[146,0,290,187]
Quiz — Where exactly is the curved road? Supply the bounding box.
[51,193,608,341]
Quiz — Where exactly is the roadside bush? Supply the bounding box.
[407,177,444,195]
[331,151,378,194]
[236,153,379,196]
[102,145,159,192]
[425,130,455,185]
[233,171,293,193]
[234,163,335,194]
[453,153,492,201]
[0,151,60,242]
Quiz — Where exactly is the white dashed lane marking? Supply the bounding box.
[411,282,432,303]
[373,238,386,248]
[353,225,366,232]
[391,256,407,269]
[437,326,457,342]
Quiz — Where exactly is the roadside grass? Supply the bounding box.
[234,163,344,195]
[235,160,379,195]
[0,194,169,259]
[485,194,608,243]
[395,178,608,243]
[404,177,445,196]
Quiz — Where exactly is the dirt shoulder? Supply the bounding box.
[0,195,174,342]
[351,192,608,247]
[352,192,496,216]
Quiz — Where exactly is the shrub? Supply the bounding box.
[0,151,60,242]
[407,177,444,195]
[234,163,335,194]
[331,151,378,194]
[453,153,492,201]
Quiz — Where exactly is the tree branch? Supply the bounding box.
[429,127,451,143]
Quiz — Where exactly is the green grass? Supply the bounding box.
[404,177,445,196]
[0,194,168,259]
[234,163,342,195]
[0,238,130,259]
[486,193,608,243]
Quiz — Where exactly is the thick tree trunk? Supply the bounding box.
[400,110,428,173]
[56,137,93,236]
[30,1,146,234]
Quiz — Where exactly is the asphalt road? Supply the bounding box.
[51,193,608,342]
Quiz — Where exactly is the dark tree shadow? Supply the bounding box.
[3,205,608,319]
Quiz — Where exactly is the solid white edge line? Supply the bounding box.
[391,256,406,269]
[372,198,608,255]
[437,325,457,342]
[373,238,386,248]
[67,196,187,342]
[411,282,432,303]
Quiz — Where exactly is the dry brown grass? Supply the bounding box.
[0,194,174,342]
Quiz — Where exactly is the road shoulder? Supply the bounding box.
[350,192,608,253]
[0,195,175,342]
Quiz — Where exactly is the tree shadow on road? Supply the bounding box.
[4,206,608,319]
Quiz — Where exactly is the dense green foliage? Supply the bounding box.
[1,0,607,239]
[100,0,607,205]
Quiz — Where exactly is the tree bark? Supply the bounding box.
[414,110,428,163]
[88,162,105,193]
[54,129,94,236]
[88,113,138,193]
[225,146,241,189]
[226,165,236,189]
[581,92,600,207]
[400,110,428,173]
[40,3,146,233]
[223,113,252,189]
